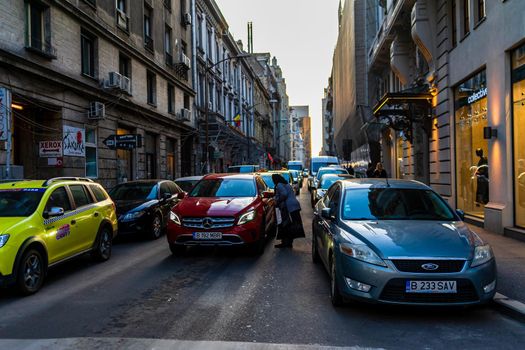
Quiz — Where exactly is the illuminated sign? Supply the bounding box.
[467,88,488,104]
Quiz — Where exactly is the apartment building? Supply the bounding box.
[0,0,196,188]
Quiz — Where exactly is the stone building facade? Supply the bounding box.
[0,0,195,189]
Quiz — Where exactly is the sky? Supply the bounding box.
[215,0,340,157]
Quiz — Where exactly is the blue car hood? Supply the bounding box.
[341,220,484,259]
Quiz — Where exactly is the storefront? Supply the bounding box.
[512,44,525,228]
[454,70,489,218]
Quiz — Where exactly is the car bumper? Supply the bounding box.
[117,215,152,235]
[167,218,262,247]
[335,254,497,306]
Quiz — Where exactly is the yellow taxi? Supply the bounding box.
[0,177,118,295]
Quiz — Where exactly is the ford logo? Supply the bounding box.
[421,263,439,271]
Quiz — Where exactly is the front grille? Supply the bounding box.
[176,235,243,244]
[379,279,479,303]
[392,259,465,273]
[182,217,235,229]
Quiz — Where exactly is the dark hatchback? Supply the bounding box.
[109,180,183,239]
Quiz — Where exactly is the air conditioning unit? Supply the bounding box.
[89,101,106,120]
[106,71,122,88]
[121,76,132,94]
[184,13,192,25]
[180,52,191,68]
[180,108,191,121]
[116,9,129,31]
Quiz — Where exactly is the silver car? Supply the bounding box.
[312,179,497,306]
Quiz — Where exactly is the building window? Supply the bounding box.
[164,0,171,11]
[116,0,126,12]
[184,93,190,109]
[147,71,156,106]
[144,4,153,51]
[512,44,525,228]
[165,25,173,65]
[454,70,488,219]
[85,127,98,178]
[25,1,55,58]
[475,0,485,23]
[81,30,96,78]
[168,84,175,114]
[166,138,177,180]
[119,53,131,79]
[115,0,129,31]
[145,133,157,179]
[117,127,133,183]
[450,0,457,48]
[180,0,187,25]
[461,0,470,38]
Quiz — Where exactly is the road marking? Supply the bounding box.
[0,338,385,350]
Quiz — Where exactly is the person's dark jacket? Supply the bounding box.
[275,182,301,213]
[373,169,387,178]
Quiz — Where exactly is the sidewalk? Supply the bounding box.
[467,224,525,316]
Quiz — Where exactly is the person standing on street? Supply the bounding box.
[272,173,305,248]
[373,162,388,178]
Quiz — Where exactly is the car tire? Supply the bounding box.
[169,243,186,256]
[312,230,320,264]
[150,213,163,240]
[16,248,45,295]
[330,253,344,307]
[92,225,112,262]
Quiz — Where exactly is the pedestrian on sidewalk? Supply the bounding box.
[272,173,305,248]
[373,162,388,178]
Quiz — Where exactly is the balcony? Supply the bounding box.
[367,0,416,71]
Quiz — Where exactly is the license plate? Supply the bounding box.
[405,280,457,294]
[193,232,222,240]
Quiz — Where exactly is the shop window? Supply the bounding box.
[145,133,157,179]
[85,127,98,178]
[147,70,156,106]
[512,44,525,228]
[81,30,96,78]
[454,70,488,218]
[25,1,55,58]
[166,138,177,180]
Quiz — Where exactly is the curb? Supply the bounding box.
[493,292,525,323]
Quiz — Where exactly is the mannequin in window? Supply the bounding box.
[475,148,489,205]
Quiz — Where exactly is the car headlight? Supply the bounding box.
[169,211,181,225]
[0,234,9,248]
[122,210,145,222]
[471,244,493,267]
[237,210,256,225]
[339,242,387,267]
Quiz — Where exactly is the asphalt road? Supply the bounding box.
[1,183,524,349]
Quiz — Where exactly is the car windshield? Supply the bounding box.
[316,168,347,180]
[320,176,338,189]
[342,188,456,221]
[109,183,158,201]
[189,179,256,197]
[176,180,199,193]
[0,189,45,217]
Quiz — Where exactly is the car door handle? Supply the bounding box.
[70,220,76,225]
[94,212,99,217]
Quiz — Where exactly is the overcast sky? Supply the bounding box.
[216,0,340,156]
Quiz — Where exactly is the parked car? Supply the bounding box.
[312,179,497,307]
[109,180,183,239]
[175,176,203,193]
[311,167,348,204]
[0,177,118,294]
[311,173,343,207]
[167,174,276,255]
[227,165,261,173]
[308,156,339,191]
[289,169,302,191]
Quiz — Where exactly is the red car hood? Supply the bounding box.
[176,197,256,217]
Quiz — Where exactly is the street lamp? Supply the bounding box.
[204,53,251,174]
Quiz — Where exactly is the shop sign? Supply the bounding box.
[0,87,11,141]
[467,88,488,104]
[63,125,85,157]
[39,140,63,157]
[103,134,142,150]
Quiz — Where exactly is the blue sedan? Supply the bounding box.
[312,179,497,306]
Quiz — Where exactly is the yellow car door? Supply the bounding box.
[42,186,77,263]
[67,184,99,252]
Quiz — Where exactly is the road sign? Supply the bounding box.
[39,140,63,157]
[103,134,142,150]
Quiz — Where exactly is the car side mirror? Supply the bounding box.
[44,207,64,219]
[262,191,274,198]
[176,192,186,200]
[321,207,334,220]
[456,209,465,221]
[162,193,172,201]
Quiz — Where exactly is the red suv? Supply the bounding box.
[167,174,276,255]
